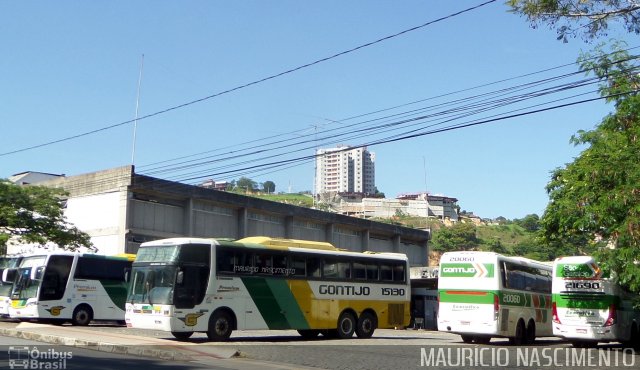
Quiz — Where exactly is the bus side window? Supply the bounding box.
[380,263,393,282]
[255,253,273,275]
[307,258,321,278]
[353,262,366,280]
[40,256,73,301]
[291,256,306,277]
[216,249,235,273]
[500,262,507,288]
[392,263,405,283]
[323,259,338,278]
[366,263,379,281]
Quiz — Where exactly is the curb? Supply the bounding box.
[0,326,196,361]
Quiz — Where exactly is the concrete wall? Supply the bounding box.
[24,166,430,266]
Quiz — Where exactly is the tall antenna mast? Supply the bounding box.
[131,54,145,166]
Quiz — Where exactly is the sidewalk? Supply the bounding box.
[0,320,236,361]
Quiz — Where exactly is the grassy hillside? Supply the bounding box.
[246,193,314,208]
[476,223,530,250]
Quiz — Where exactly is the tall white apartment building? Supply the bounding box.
[315,145,375,195]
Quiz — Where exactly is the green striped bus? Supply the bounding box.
[552,256,640,348]
[125,237,410,341]
[7,253,133,325]
[438,251,553,344]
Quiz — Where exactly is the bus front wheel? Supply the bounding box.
[207,310,233,341]
[355,312,376,339]
[336,311,356,339]
[72,305,93,326]
[172,331,194,341]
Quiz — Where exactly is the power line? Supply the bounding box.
[0,0,497,158]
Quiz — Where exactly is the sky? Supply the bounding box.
[1,1,635,220]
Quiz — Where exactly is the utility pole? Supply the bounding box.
[131,54,144,167]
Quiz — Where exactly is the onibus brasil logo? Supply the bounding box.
[8,346,72,369]
[440,262,495,278]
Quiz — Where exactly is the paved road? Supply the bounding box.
[0,336,225,370]
[1,321,638,369]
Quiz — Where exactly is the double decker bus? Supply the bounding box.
[437,251,552,344]
[552,256,640,347]
[6,253,133,325]
[125,237,410,341]
[0,255,23,317]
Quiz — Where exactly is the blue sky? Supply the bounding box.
[1,1,634,220]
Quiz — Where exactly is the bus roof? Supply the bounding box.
[440,251,551,270]
[139,237,408,261]
[237,236,338,251]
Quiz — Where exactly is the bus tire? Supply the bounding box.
[297,329,321,339]
[461,335,474,343]
[509,320,525,345]
[207,310,233,341]
[355,311,377,339]
[525,320,536,344]
[171,331,194,341]
[336,311,356,339]
[475,337,491,344]
[71,305,93,326]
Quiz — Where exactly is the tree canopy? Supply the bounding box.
[508,0,640,42]
[0,180,93,253]
[430,222,480,252]
[540,43,640,292]
[262,181,276,193]
[236,177,257,192]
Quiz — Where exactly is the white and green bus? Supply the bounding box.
[0,255,23,317]
[6,253,133,325]
[125,237,410,341]
[437,251,553,344]
[552,256,640,347]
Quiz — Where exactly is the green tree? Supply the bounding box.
[236,177,257,193]
[483,237,510,255]
[430,222,480,252]
[508,0,640,42]
[541,43,640,292]
[262,181,276,194]
[0,180,93,253]
[514,213,541,232]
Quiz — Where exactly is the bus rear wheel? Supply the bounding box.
[72,305,93,326]
[171,331,194,341]
[525,320,536,344]
[355,312,376,339]
[509,320,525,345]
[336,312,356,339]
[207,310,233,341]
[475,337,491,344]
[461,335,474,343]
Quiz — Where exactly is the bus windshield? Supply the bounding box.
[12,268,40,300]
[128,243,211,307]
[127,265,177,305]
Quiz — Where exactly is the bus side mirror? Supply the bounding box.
[31,266,45,281]
[176,270,184,285]
[2,268,17,283]
[124,268,131,283]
